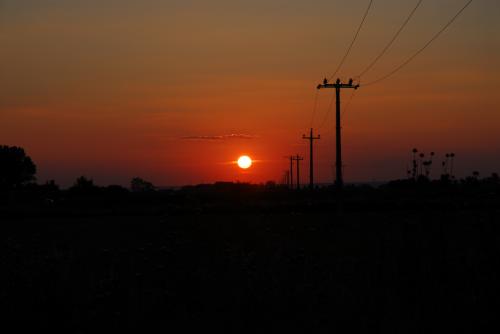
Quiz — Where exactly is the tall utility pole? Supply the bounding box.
[292,155,304,190]
[289,156,294,189]
[302,128,320,190]
[317,78,359,189]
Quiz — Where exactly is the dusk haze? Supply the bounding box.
[2,0,498,186]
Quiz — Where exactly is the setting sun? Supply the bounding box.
[237,155,252,169]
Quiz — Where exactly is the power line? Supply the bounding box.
[358,0,424,78]
[317,92,335,130]
[341,89,357,119]
[362,0,473,87]
[328,0,374,81]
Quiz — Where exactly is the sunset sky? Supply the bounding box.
[1,0,499,187]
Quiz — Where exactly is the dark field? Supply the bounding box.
[2,185,500,332]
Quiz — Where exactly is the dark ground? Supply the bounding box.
[2,183,500,332]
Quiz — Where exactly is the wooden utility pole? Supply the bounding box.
[302,128,320,190]
[317,78,359,188]
[289,156,294,189]
[292,155,304,190]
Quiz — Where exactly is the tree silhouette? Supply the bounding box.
[131,177,156,192]
[74,176,95,189]
[68,176,100,196]
[0,145,37,190]
[490,173,499,184]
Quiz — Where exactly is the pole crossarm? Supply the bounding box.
[302,131,321,141]
[317,78,360,90]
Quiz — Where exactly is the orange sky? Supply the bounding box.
[1,0,499,187]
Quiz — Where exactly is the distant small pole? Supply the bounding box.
[289,156,294,189]
[292,154,304,190]
[303,128,320,190]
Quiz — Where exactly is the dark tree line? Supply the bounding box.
[1,144,499,201]
[0,145,158,196]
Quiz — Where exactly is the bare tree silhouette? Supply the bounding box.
[412,148,418,179]
[419,152,425,177]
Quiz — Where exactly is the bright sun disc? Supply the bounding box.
[237,155,252,169]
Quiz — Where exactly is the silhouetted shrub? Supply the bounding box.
[68,176,100,196]
[131,177,156,192]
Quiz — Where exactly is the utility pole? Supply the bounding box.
[292,155,304,190]
[302,128,320,190]
[317,78,359,189]
[289,156,294,189]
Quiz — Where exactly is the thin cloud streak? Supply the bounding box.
[181,133,258,141]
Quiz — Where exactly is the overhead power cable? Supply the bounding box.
[358,0,424,78]
[362,0,473,87]
[341,89,357,119]
[317,92,336,130]
[328,0,374,81]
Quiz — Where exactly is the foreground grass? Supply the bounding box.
[2,206,499,332]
